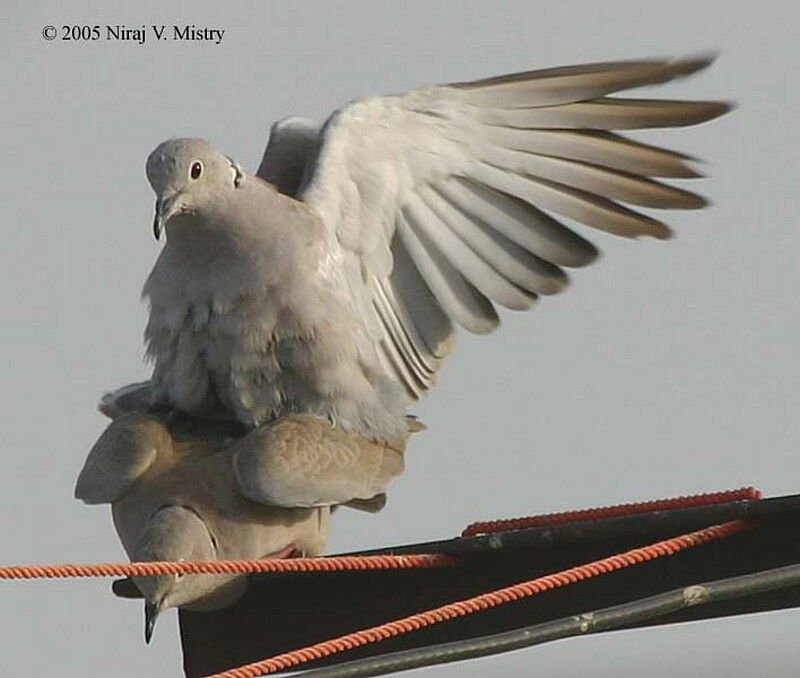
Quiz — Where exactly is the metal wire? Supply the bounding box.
[300,563,800,678]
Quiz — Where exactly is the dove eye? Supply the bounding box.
[190,161,203,180]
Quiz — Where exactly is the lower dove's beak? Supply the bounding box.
[144,599,164,644]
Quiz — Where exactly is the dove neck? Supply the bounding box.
[164,213,259,268]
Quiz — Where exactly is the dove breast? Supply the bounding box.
[143,177,410,442]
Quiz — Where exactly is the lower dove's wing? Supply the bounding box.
[75,413,167,505]
[270,56,730,399]
[231,415,408,509]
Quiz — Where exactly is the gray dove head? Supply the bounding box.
[131,505,218,643]
[146,138,244,240]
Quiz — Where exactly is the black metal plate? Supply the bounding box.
[179,494,800,677]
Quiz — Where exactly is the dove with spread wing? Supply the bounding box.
[107,55,729,507]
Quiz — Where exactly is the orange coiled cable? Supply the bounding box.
[0,553,454,580]
[0,487,760,580]
[462,486,762,537]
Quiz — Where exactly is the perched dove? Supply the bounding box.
[139,58,729,440]
[77,55,731,640]
[74,405,410,641]
[120,55,729,504]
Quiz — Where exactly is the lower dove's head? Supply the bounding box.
[145,138,244,240]
[131,505,219,643]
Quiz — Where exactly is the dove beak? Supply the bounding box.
[153,193,182,240]
[144,598,164,644]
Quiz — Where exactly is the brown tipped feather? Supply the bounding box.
[449,55,717,109]
[482,128,703,178]
[480,98,733,130]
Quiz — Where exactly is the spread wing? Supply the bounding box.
[257,56,730,399]
[256,116,324,196]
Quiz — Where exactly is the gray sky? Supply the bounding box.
[3,1,799,675]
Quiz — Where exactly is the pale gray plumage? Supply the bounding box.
[141,54,729,439]
[256,117,323,196]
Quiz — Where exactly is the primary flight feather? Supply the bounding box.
[138,55,729,447]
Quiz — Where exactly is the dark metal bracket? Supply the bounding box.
[179,493,800,676]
